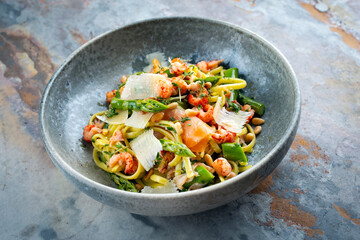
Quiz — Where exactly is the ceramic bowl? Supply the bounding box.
[40,17,300,216]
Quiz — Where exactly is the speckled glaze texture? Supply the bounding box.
[40,18,300,216]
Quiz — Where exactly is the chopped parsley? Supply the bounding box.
[135,71,146,75]
[180,117,191,123]
[106,108,118,118]
[183,71,193,77]
[166,126,176,132]
[104,151,113,156]
[164,69,175,77]
[115,90,121,98]
[157,96,169,105]
[118,81,126,90]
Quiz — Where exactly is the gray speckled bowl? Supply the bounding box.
[40,17,300,216]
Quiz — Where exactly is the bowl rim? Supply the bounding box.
[39,16,300,200]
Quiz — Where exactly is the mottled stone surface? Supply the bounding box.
[0,0,359,239]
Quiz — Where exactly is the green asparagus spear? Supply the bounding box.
[194,76,221,85]
[159,139,196,157]
[183,165,215,188]
[237,93,265,116]
[110,98,169,113]
[109,173,139,192]
[222,143,248,163]
[224,68,239,78]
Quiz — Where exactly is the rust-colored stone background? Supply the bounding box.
[0,0,359,239]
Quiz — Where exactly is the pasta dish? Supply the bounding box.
[83,57,265,193]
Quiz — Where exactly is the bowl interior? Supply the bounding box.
[41,18,297,190]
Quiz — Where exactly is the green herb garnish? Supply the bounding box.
[164,69,175,77]
[106,108,118,118]
[180,117,191,123]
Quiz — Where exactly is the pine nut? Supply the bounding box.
[102,129,109,136]
[135,184,143,191]
[167,102,178,110]
[185,109,198,117]
[150,112,164,123]
[245,133,254,143]
[254,126,262,135]
[252,117,265,125]
[144,169,154,181]
[204,154,213,167]
[204,82,212,88]
[174,122,183,135]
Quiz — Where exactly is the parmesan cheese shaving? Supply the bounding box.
[130,129,162,171]
[125,111,153,129]
[213,97,252,133]
[120,73,165,100]
[96,110,128,124]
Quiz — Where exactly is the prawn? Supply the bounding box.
[213,158,232,177]
[242,104,255,123]
[211,127,237,144]
[109,130,124,146]
[158,151,175,174]
[173,174,187,190]
[170,58,187,76]
[196,59,224,73]
[108,152,138,175]
[187,82,201,92]
[155,78,173,99]
[151,59,161,73]
[106,90,117,103]
[94,118,104,129]
[170,77,188,95]
[166,167,176,180]
[188,87,209,107]
[83,124,102,142]
[197,104,214,123]
[107,87,126,103]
